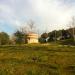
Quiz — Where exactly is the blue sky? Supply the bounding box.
[0,0,75,34]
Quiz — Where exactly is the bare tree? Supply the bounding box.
[19,26,28,34]
[27,20,36,33]
[72,17,75,41]
[17,20,38,34]
[69,16,75,41]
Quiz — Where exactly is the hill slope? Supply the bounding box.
[0,44,75,75]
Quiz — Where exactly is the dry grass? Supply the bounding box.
[0,44,75,75]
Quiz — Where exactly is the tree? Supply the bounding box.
[72,17,75,41]
[39,33,48,43]
[61,30,71,40]
[48,30,57,42]
[41,33,48,39]
[69,16,75,41]
[27,20,36,33]
[14,30,25,44]
[0,32,10,45]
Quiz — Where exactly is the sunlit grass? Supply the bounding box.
[0,44,75,75]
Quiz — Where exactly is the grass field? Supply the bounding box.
[0,44,75,75]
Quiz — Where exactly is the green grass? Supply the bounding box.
[0,44,75,75]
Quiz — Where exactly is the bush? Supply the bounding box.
[60,39,75,45]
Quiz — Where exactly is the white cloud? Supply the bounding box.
[0,0,75,33]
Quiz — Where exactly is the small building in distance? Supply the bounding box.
[27,33,39,43]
